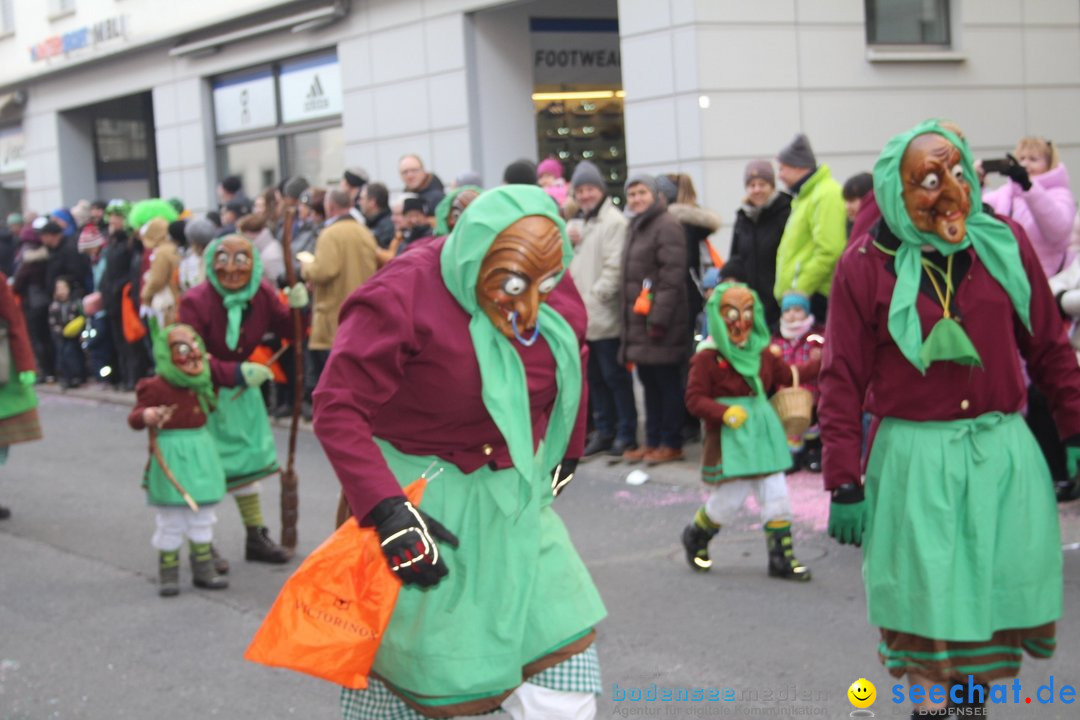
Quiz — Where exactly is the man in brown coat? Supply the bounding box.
[619,174,690,465]
[300,188,377,380]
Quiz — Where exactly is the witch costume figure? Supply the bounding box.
[819,120,1080,718]
[681,282,818,580]
[313,185,605,720]
[178,234,309,569]
[0,272,44,519]
[128,323,227,596]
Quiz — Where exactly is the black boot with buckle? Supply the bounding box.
[765,522,811,581]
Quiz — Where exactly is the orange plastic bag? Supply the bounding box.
[121,283,147,343]
[244,479,426,688]
[247,344,287,384]
[632,279,653,316]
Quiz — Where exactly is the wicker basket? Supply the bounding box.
[770,365,813,437]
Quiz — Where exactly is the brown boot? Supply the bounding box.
[245,526,292,564]
[644,446,684,466]
[623,445,655,463]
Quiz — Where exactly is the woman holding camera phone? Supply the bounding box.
[979,136,1076,277]
[980,137,1079,504]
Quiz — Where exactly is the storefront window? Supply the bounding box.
[218,138,279,199]
[213,52,342,198]
[284,126,343,188]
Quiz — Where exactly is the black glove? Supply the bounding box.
[1004,154,1032,191]
[366,496,459,588]
[551,458,578,497]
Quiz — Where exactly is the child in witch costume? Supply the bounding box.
[128,323,227,596]
[179,234,309,569]
[681,282,819,580]
[820,120,1080,717]
[770,290,824,472]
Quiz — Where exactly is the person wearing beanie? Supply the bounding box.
[770,290,824,471]
[618,174,690,465]
[773,132,846,320]
[503,158,538,186]
[537,156,569,207]
[570,160,607,193]
[453,170,482,189]
[41,217,90,300]
[567,160,637,458]
[178,217,217,293]
[724,159,792,328]
[397,195,434,255]
[340,167,369,223]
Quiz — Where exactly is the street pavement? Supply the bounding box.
[2,387,1080,719]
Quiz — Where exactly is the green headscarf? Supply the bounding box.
[440,185,581,482]
[203,234,264,351]
[433,185,482,237]
[151,321,216,415]
[699,282,770,396]
[873,119,1032,373]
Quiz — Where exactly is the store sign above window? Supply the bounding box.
[279,55,342,124]
[29,16,128,63]
[530,18,621,86]
[213,70,277,136]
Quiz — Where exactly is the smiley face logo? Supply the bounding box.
[847,678,876,709]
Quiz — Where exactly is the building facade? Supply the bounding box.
[0,0,1076,251]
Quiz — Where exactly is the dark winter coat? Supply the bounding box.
[618,200,690,366]
[45,236,91,297]
[366,208,396,249]
[668,203,722,328]
[99,232,132,314]
[723,192,792,328]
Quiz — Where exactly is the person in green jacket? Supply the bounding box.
[772,133,847,320]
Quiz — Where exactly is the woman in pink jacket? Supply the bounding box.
[981,136,1076,277]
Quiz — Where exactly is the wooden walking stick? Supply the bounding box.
[278,201,303,550]
[149,427,200,513]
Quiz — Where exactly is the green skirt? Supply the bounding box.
[206,387,279,490]
[712,393,792,481]
[371,438,606,708]
[864,412,1062,641]
[144,427,226,507]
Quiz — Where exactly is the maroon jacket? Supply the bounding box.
[0,272,35,373]
[685,348,819,431]
[178,281,294,387]
[128,376,209,430]
[312,237,589,522]
[818,216,1080,491]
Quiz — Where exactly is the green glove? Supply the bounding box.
[1067,446,1080,481]
[240,362,274,387]
[285,283,309,309]
[18,370,37,387]
[827,484,866,547]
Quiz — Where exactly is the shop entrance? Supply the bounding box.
[60,92,158,203]
[531,17,625,205]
